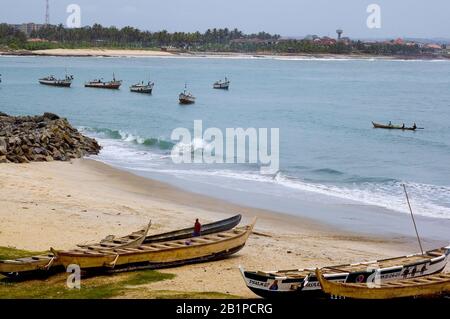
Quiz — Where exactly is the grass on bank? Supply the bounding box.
[0,246,240,299]
[0,246,47,260]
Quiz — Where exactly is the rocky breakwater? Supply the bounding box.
[0,112,101,163]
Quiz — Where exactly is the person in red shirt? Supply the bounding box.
[193,218,202,237]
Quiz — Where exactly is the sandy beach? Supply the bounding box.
[0,158,441,298]
[28,48,175,57]
[2,48,446,61]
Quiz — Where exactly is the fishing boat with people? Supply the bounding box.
[130,80,154,94]
[316,268,450,299]
[372,121,419,131]
[85,73,122,89]
[213,77,230,89]
[179,84,196,104]
[39,74,74,87]
[52,219,256,273]
[0,214,242,278]
[240,245,450,299]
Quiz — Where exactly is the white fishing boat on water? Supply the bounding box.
[39,74,74,87]
[213,77,230,89]
[130,81,154,94]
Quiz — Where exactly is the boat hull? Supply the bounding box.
[372,122,416,131]
[39,80,72,87]
[213,84,229,89]
[85,82,121,89]
[56,223,255,272]
[241,246,450,299]
[317,269,450,299]
[130,87,153,94]
[0,215,242,278]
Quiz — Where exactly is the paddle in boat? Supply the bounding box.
[179,84,196,104]
[0,214,242,278]
[39,74,74,87]
[52,218,256,273]
[372,121,420,131]
[213,77,230,90]
[130,81,154,94]
[316,268,450,299]
[240,245,450,299]
[85,73,122,89]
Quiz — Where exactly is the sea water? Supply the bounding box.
[1,55,449,238]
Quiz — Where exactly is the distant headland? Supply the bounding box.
[1,23,449,60]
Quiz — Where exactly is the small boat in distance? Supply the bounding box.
[372,121,419,131]
[130,81,154,94]
[39,74,74,87]
[179,84,196,104]
[85,73,122,89]
[213,77,230,89]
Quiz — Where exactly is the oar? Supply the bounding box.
[402,184,424,255]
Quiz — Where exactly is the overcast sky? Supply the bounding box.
[1,0,449,39]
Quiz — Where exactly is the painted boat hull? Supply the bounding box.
[55,222,255,272]
[130,87,153,94]
[85,82,121,89]
[0,215,241,278]
[317,269,450,299]
[39,80,72,87]
[241,246,450,299]
[213,83,230,89]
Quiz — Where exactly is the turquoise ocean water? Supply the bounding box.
[1,55,450,232]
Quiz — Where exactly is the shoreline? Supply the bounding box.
[0,158,446,297]
[1,48,449,61]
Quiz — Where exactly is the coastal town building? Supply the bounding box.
[10,23,45,36]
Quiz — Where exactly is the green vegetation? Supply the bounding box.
[0,24,27,49]
[0,246,47,260]
[2,23,445,57]
[0,270,174,299]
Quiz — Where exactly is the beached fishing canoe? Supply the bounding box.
[0,222,151,278]
[0,214,242,278]
[52,219,256,272]
[372,121,418,131]
[316,268,450,299]
[141,214,242,244]
[240,245,450,299]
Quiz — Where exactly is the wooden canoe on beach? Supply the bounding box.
[0,214,242,278]
[0,222,151,277]
[241,245,450,299]
[316,268,450,299]
[52,219,256,272]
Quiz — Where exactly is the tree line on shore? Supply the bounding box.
[0,23,443,56]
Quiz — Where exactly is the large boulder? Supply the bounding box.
[0,113,101,163]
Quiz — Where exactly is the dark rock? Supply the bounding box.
[0,112,8,117]
[0,113,101,164]
[43,112,60,120]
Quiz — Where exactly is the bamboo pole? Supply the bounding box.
[402,184,424,255]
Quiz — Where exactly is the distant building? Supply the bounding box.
[10,23,45,36]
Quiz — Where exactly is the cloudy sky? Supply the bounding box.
[1,0,449,38]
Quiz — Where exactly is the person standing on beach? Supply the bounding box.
[193,218,202,237]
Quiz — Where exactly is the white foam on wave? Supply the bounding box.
[86,130,450,220]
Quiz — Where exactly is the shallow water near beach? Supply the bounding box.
[1,55,449,239]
